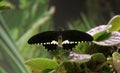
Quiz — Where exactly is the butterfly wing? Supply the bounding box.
[28,31,59,50]
[43,44,57,51]
[28,31,59,44]
[28,30,93,51]
[62,43,77,50]
[62,30,93,50]
[62,30,93,42]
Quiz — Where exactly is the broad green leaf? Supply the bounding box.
[93,32,120,46]
[69,52,91,63]
[74,42,89,53]
[87,24,120,46]
[88,53,106,71]
[25,58,58,70]
[112,52,120,73]
[87,25,111,40]
[91,53,106,63]
[108,15,120,32]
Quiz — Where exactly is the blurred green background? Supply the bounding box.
[0,0,120,73]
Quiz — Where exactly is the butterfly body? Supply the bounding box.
[28,30,93,51]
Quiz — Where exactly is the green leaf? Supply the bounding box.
[91,53,106,63]
[108,15,120,32]
[74,42,89,53]
[87,25,120,46]
[87,25,111,40]
[69,52,91,63]
[112,52,120,73]
[93,32,120,46]
[25,58,58,70]
[0,24,29,73]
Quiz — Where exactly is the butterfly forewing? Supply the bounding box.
[28,31,59,44]
[62,30,93,42]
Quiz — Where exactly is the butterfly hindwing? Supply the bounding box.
[63,43,77,50]
[43,44,57,51]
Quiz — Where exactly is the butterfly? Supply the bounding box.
[28,30,93,51]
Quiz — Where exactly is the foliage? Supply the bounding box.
[0,19,29,73]
[0,0,54,73]
[0,0,14,10]
[25,58,58,70]
[108,15,120,32]
[112,52,120,73]
[25,15,120,73]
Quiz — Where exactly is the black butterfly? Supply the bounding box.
[28,30,93,51]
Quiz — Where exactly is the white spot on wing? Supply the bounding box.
[62,40,69,44]
[51,40,58,44]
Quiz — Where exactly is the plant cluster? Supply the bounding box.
[26,15,120,73]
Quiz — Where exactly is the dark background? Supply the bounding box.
[4,0,120,30]
[49,0,120,29]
